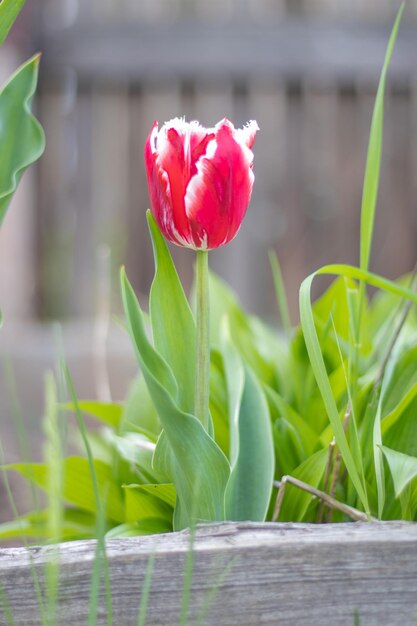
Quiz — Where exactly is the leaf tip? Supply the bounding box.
[120,265,127,287]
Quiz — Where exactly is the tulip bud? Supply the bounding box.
[144,117,258,250]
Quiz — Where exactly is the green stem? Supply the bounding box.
[195,250,210,430]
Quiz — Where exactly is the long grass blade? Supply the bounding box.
[193,557,237,626]
[63,364,113,626]
[354,4,404,387]
[0,0,26,45]
[2,359,39,512]
[0,581,17,626]
[330,317,366,497]
[0,441,47,623]
[269,250,291,335]
[136,554,155,626]
[359,4,404,275]
[43,372,63,625]
[179,527,196,626]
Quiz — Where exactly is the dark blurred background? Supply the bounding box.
[0,0,417,488]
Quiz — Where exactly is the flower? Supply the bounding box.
[144,117,259,250]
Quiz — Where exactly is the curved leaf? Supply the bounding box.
[63,401,123,428]
[277,448,329,522]
[225,366,275,521]
[360,4,404,273]
[380,446,417,498]
[221,321,275,521]
[4,457,125,523]
[123,484,173,523]
[147,210,196,414]
[299,263,417,513]
[0,54,45,225]
[121,268,230,529]
[105,519,171,538]
[0,0,26,45]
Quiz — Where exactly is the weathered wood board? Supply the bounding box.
[0,522,417,625]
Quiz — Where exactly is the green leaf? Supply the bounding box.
[222,326,275,521]
[147,210,196,415]
[121,375,161,436]
[209,350,230,456]
[383,393,417,459]
[268,249,291,335]
[380,446,417,498]
[299,273,369,512]
[265,387,318,458]
[207,272,280,387]
[382,381,417,435]
[106,519,172,538]
[43,373,64,544]
[4,457,125,523]
[121,268,230,528]
[360,4,404,273]
[123,484,173,523]
[299,263,417,513]
[107,431,159,483]
[206,271,241,346]
[380,345,417,417]
[221,324,245,467]
[0,0,26,45]
[0,54,45,225]
[277,448,329,522]
[64,401,123,429]
[355,4,404,395]
[0,508,96,542]
[372,346,400,518]
[138,483,176,508]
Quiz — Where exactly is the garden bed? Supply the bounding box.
[1,522,417,625]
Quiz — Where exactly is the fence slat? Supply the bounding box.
[38,21,417,84]
[0,522,417,626]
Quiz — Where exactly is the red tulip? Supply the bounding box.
[144,117,258,250]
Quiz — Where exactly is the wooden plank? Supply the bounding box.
[37,20,417,85]
[0,522,417,625]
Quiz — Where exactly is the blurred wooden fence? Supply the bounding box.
[14,0,417,320]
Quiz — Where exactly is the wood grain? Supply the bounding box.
[0,522,417,625]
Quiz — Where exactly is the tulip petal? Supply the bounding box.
[235,119,260,150]
[155,125,191,242]
[145,122,187,246]
[184,120,256,249]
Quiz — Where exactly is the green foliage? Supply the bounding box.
[222,330,275,521]
[121,266,230,529]
[278,449,329,522]
[3,5,417,559]
[359,4,404,276]
[0,0,26,45]
[147,211,196,415]
[0,55,45,226]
